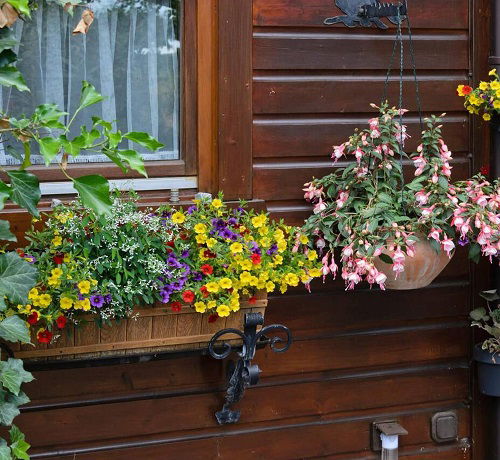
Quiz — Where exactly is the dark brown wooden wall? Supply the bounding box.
[10,1,490,459]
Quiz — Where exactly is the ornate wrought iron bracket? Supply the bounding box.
[208,312,292,425]
[324,1,407,29]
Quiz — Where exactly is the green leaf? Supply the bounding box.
[0,221,16,242]
[479,289,500,302]
[0,66,29,92]
[108,131,122,149]
[80,126,100,146]
[0,181,11,211]
[438,175,449,191]
[0,401,19,426]
[9,426,29,460]
[6,0,30,16]
[0,252,37,307]
[0,50,16,68]
[0,31,18,54]
[7,170,40,217]
[38,137,61,165]
[470,307,488,321]
[378,253,393,265]
[91,116,112,131]
[6,392,29,408]
[0,316,30,344]
[0,359,34,396]
[33,103,67,125]
[468,242,481,263]
[78,81,104,111]
[60,135,85,156]
[124,132,163,151]
[116,150,147,177]
[72,175,112,216]
[5,147,22,163]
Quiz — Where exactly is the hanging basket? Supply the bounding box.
[373,236,453,290]
[11,292,267,362]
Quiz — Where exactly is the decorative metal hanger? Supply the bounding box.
[208,312,292,424]
[324,1,407,29]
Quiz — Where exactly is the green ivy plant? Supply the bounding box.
[0,0,161,455]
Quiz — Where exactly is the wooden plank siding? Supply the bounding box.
[5,1,488,459]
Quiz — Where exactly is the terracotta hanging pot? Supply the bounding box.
[373,235,453,290]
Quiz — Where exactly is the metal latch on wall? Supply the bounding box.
[371,420,408,459]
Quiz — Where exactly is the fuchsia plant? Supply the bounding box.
[303,103,500,290]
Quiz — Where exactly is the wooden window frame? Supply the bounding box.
[5,0,201,182]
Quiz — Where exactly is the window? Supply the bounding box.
[0,0,199,182]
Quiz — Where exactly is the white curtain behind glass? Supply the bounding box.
[0,0,180,165]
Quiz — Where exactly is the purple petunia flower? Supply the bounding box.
[192,272,203,281]
[228,217,238,226]
[187,205,197,214]
[181,249,190,258]
[267,244,278,255]
[458,237,470,246]
[90,295,105,308]
[23,254,37,264]
[104,294,112,303]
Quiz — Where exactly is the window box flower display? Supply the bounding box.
[9,194,321,360]
[302,103,499,290]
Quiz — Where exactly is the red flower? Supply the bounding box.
[166,241,175,248]
[180,233,188,240]
[182,290,195,303]
[200,286,209,298]
[16,249,25,257]
[27,311,39,325]
[251,253,261,265]
[171,301,182,312]
[37,329,53,344]
[462,85,473,95]
[204,250,216,259]
[52,253,64,265]
[480,164,490,176]
[56,315,67,329]
[208,314,218,323]
[248,296,257,305]
[201,264,213,275]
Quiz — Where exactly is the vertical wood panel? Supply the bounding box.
[218,0,253,199]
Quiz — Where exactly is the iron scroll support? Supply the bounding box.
[208,312,292,424]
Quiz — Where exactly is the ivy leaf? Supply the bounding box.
[5,0,30,17]
[9,426,29,460]
[108,131,122,149]
[468,242,481,263]
[72,175,112,215]
[0,66,28,92]
[470,307,488,321]
[0,315,30,344]
[0,401,19,426]
[60,134,85,156]
[33,103,67,125]
[77,81,104,111]
[6,391,29,407]
[0,252,37,306]
[0,221,16,242]
[0,50,16,68]
[38,137,61,165]
[0,181,11,211]
[124,132,163,151]
[479,289,500,302]
[0,359,34,396]
[0,32,18,53]
[7,170,40,217]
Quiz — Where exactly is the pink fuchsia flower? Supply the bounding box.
[428,228,441,242]
[336,191,349,209]
[441,162,452,177]
[441,236,455,257]
[332,143,346,162]
[341,245,353,261]
[420,205,436,218]
[415,190,431,206]
[393,247,406,264]
[303,183,323,201]
[354,147,364,163]
[313,198,327,214]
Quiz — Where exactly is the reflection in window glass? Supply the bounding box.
[0,0,180,165]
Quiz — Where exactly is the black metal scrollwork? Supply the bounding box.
[324,0,406,29]
[208,312,292,424]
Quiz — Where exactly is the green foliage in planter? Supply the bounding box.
[471,290,500,354]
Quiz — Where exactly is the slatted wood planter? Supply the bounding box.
[12,292,267,361]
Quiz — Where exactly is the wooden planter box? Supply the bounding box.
[12,292,267,361]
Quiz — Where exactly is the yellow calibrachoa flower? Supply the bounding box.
[198,249,209,260]
[196,234,207,244]
[239,259,252,271]
[48,277,61,287]
[249,276,259,287]
[239,271,252,285]
[28,288,39,300]
[194,223,207,234]
[172,211,185,224]
[484,113,492,121]
[277,240,287,252]
[219,278,233,289]
[251,214,267,228]
[258,226,269,236]
[205,281,220,293]
[479,81,489,90]
[206,238,217,249]
[274,254,283,265]
[207,300,216,310]
[63,253,71,263]
[194,301,206,313]
[78,280,91,294]
[60,297,73,310]
[284,273,299,286]
[230,242,243,253]
[309,268,322,277]
[75,298,91,311]
[308,250,318,261]
[266,281,275,292]
[217,305,230,317]
[37,294,52,308]
[211,199,222,209]
[229,299,240,312]
[492,81,500,91]
[490,68,498,76]
[299,234,309,244]
[259,237,271,248]
[52,235,62,246]
[51,268,63,278]
[17,304,31,314]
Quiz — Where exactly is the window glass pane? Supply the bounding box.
[0,0,180,165]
